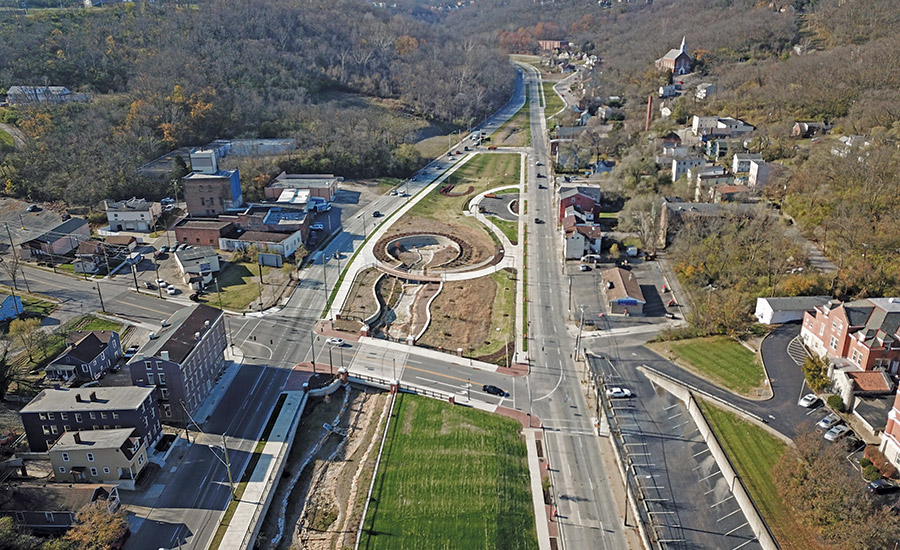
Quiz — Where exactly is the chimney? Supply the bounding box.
[194,332,201,340]
[75,394,83,403]
[73,432,81,444]
[160,350,169,361]
[89,391,97,402]
[204,320,210,329]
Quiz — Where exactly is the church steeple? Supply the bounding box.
[680,36,686,53]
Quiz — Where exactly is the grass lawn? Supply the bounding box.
[665,336,764,395]
[698,400,815,550]
[471,270,516,359]
[489,217,519,245]
[360,394,537,550]
[199,262,271,311]
[22,296,56,319]
[543,81,565,122]
[376,177,403,194]
[492,90,530,147]
[72,315,123,332]
[409,153,520,221]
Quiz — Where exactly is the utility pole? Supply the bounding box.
[95,283,105,312]
[328,346,334,375]
[568,275,573,311]
[154,261,162,299]
[467,377,471,401]
[3,223,18,291]
[392,357,397,381]
[577,306,585,362]
[221,433,236,499]
[130,262,139,292]
[309,331,317,373]
[257,261,263,312]
[19,267,29,293]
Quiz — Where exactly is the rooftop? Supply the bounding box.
[601,267,645,304]
[176,219,234,230]
[50,428,137,453]
[269,172,341,189]
[136,304,222,365]
[21,386,154,414]
[0,483,115,514]
[28,218,88,245]
[847,370,894,393]
[175,246,218,263]
[238,231,290,243]
[854,394,892,433]
[55,333,108,364]
[183,169,236,181]
[757,296,831,311]
[104,235,136,246]
[104,197,155,212]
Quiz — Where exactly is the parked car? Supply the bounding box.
[60,213,71,221]
[606,387,634,399]
[579,264,591,272]
[156,278,167,286]
[325,337,345,346]
[26,204,39,212]
[159,245,169,253]
[538,184,547,189]
[816,413,841,431]
[144,281,155,290]
[161,197,175,205]
[163,204,175,212]
[310,223,324,231]
[123,345,139,359]
[664,312,677,320]
[798,393,820,408]
[667,299,678,307]
[824,424,851,442]
[536,173,545,178]
[166,285,177,295]
[482,385,508,397]
[868,479,900,494]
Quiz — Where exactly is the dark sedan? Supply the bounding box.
[482,385,509,397]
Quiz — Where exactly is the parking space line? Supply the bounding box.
[717,509,741,522]
[699,471,720,482]
[724,521,749,536]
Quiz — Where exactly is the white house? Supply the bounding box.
[105,198,162,233]
[732,153,763,174]
[748,159,769,188]
[174,246,220,284]
[754,296,831,325]
[672,157,705,182]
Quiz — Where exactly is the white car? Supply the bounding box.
[166,285,177,295]
[310,223,324,231]
[824,424,851,442]
[325,337,345,346]
[816,413,841,431]
[156,278,167,286]
[606,387,634,399]
[798,393,819,408]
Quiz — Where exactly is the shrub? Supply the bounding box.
[860,458,873,468]
[866,446,900,479]
[863,464,883,482]
[827,395,845,412]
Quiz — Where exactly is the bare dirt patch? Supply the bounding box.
[384,219,497,269]
[338,268,382,324]
[417,276,497,356]
[258,386,390,550]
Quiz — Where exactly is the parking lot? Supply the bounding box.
[567,257,672,327]
[589,354,763,550]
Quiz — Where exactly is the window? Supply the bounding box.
[42,426,51,435]
[89,412,96,420]
[819,324,825,337]
[162,404,172,417]
[47,413,55,420]
[159,374,166,385]
[830,336,838,350]
[60,413,68,420]
[62,452,70,462]
[44,512,54,522]
[39,413,47,420]
[50,426,58,435]
[100,412,107,420]
[138,455,144,465]
[90,467,98,477]
[146,362,153,371]
[143,416,149,427]
[58,467,66,473]
[86,453,94,462]
[92,425,100,430]
[75,413,82,423]
[103,467,110,474]
[160,388,169,400]
[112,412,119,419]
[64,425,70,432]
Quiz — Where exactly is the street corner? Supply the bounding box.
[314,318,362,342]
[505,361,530,377]
[496,405,542,429]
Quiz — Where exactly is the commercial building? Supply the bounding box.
[265,173,341,202]
[601,267,646,316]
[753,296,831,325]
[128,304,226,425]
[174,219,234,247]
[104,197,162,232]
[20,387,161,453]
[183,149,242,217]
[19,218,90,260]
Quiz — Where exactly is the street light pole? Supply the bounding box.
[154,261,163,299]
[328,346,334,375]
[95,283,106,312]
[221,433,236,500]
[309,331,317,373]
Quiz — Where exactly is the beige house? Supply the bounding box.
[49,429,147,491]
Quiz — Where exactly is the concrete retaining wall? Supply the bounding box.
[642,369,780,550]
[309,378,344,398]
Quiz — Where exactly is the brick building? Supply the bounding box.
[20,387,161,453]
[182,149,242,217]
[265,173,340,202]
[128,304,226,425]
[174,219,234,247]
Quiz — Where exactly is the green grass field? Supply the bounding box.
[698,401,811,550]
[489,217,518,245]
[472,270,517,359]
[543,81,565,122]
[492,91,530,147]
[360,394,537,550]
[73,315,123,332]
[199,262,271,310]
[408,153,520,222]
[666,336,764,394]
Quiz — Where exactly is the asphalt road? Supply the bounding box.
[520,64,627,550]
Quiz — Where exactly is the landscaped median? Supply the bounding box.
[359,393,537,549]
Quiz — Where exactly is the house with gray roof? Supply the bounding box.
[754,296,831,325]
[45,330,122,383]
[49,428,148,490]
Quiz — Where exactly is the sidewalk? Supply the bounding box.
[219,390,308,550]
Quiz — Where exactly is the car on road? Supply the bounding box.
[389,190,398,196]
[455,150,461,155]
[534,217,543,224]
[482,385,508,397]
[447,152,453,157]
[536,162,544,166]
[159,245,169,253]
[824,424,851,442]
[798,393,820,408]
[664,312,677,320]
[464,146,470,151]
[325,337,345,346]
[817,413,841,431]
[538,184,546,189]
[579,264,591,272]
[123,344,139,359]
[372,211,382,217]
[867,479,900,494]
[310,223,324,231]
[606,387,634,399]
[536,173,545,178]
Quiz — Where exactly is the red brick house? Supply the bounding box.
[558,189,596,223]
[174,220,234,247]
[881,390,900,469]
[800,298,900,373]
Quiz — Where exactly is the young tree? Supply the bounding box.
[0,339,30,401]
[64,502,129,550]
[9,318,41,362]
